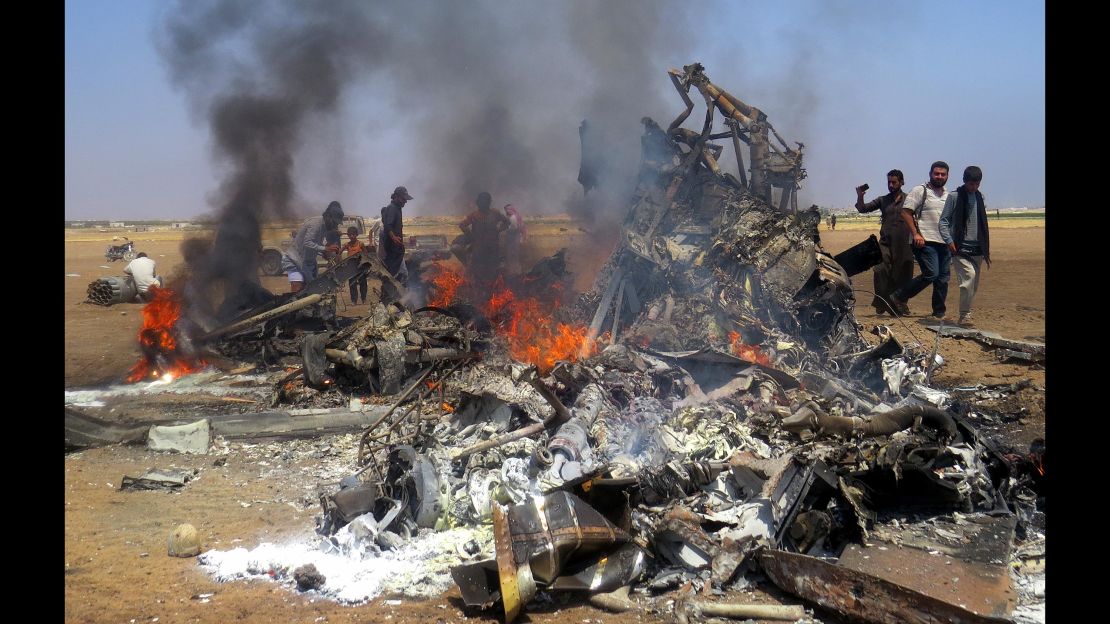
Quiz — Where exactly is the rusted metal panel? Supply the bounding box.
[838,543,1017,620]
[758,549,1013,624]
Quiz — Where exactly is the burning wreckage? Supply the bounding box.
[102,64,1044,623]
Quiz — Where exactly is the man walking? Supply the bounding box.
[855,170,912,315]
[939,166,990,327]
[890,162,952,319]
[380,186,413,297]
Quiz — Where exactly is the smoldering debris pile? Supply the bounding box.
[155,64,1044,623]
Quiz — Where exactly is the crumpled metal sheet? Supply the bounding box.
[760,549,1013,624]
[663,404,772,460]
[491,491,634,622]
[881,357,914,395]
[451,363,555,424]
[591,396,669,464]
[909,385,951,407]
[654,507,716,570]
[708,499,776,583]
[373,332,407,394]
[120,468,196,491]
[301,332,330,386]
[450,392,514,434]
[499,458,535,504]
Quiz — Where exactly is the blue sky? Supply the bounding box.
[65,1,1045,220]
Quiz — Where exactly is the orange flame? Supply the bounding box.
[728,331,771,366]
[428,269,598,374]
[125,286,207,383]
[482,276,599,373]
[427,263,465,308]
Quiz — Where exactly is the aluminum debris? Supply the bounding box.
[86,62,1045,623]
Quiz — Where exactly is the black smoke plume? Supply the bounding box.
[156,0,695,317]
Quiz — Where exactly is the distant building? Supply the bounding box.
[172,222,192,229]
[109,221,126,228]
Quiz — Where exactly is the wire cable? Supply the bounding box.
[849,287,950,346]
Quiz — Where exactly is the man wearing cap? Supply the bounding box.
[281,200,344,293]
[380,186,413,286]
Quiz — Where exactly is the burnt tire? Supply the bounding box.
[260,249,284,276]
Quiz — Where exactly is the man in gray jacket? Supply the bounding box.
[939,166,990,327]
[281,201,344,293]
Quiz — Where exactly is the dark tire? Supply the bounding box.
[260,249,284,276]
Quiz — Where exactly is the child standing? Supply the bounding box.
[343,226,368,304]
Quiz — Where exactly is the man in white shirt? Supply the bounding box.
[890,161,952,319]
[123,252,163,302]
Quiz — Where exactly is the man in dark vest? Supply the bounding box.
[939,166,990,328]
[855,170,912,315]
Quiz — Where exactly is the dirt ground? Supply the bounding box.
[64,220,1045,624]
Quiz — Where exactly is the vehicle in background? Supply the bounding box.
[105,237,136,262]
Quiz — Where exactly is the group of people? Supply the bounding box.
[280,186,528,305]
[455,191,527,286]
[279,189,413,305]
[855,161,990,328]
[281,200,348,294]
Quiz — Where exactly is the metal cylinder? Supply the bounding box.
[528,446,553,478]
[85,276,137,306]
[548,418,590,462]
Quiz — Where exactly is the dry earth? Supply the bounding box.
[64,219,1045,624]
